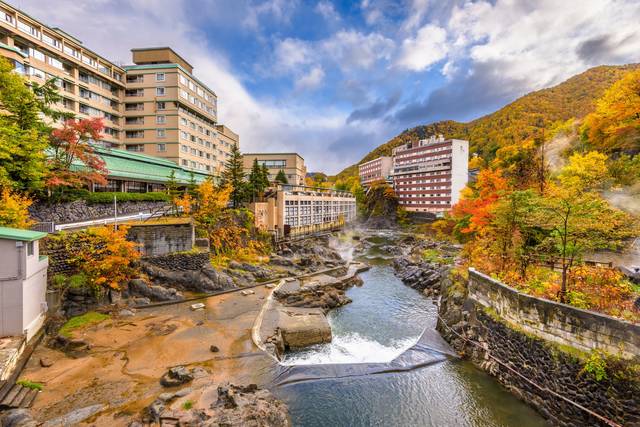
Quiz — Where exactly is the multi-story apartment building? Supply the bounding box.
[391,135,469,213]
[249,184,356,239]
[122,47,220,175]
[358,156,393,186]
[242,153,307,185]
[215,125,239,174]
[0,3,237,179]
[0,1,125,147]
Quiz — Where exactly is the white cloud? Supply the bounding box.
[243,0,296,31]
[397,24,448,71]
[295,66,325,90]
[321,30,395,70]
[444,0,640,89]
[274,38,314,72]
[315,1,340,21]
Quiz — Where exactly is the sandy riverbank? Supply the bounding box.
[19,286,277,425]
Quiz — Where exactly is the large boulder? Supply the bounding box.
[129,278,183,302]
[160,366,194,387]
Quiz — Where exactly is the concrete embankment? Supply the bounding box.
[438,268,640,427]
[252,262,370,360]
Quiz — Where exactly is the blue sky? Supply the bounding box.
[19,0,640,173]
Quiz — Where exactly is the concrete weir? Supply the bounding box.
[252,262,370,360]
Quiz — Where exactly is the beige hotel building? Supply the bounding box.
[0,1,236,177]
[242,153,307,186]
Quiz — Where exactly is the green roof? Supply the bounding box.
[0,42,28,58]
[87,147,211,184]
[0,227,47,241]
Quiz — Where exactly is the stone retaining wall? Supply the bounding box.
[468,268,640,359]
[30,200,167,223]
[142,252,210,271]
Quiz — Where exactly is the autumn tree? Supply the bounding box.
[62,225,140,292]
[0,188,34,229]
[451,168,509,238]
[581,69,640,154]
[557,151,609,191]
[533,183,635,302]
[47,118,108,190]
[220,143,246,208]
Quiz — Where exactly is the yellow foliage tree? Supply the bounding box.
[557,151,609,191]
[581,69,640,153]
[0,188,34,229]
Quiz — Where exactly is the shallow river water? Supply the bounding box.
[271,235,549,427]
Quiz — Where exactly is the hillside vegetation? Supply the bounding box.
[336,64,640,179]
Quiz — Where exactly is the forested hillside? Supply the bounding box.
[335,64,640,179]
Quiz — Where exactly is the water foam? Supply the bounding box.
[281,332,418,366]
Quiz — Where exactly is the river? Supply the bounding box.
[270,232,549,427]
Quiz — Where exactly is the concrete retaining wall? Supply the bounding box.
[126,221,195,257]
[468,268,640,359]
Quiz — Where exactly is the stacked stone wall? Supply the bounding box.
[143,252,210,271]
[30,200,167,223]
[126,222,194,257]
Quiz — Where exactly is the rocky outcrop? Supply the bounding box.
[145,384,289,426]
[393,258,448,296]
[61,286,108,317]
[273,275,362,312]
[140,263,236,295]
[128,278,184,301]
[29,200,167,223]
[275,237,346,272]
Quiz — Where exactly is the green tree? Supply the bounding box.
[0,58,61,191]
[248,159,269,201]
[260,164,270,186]
[275,169,288,184]
[220,143,246,208]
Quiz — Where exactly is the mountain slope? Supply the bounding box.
[336,64,640,179]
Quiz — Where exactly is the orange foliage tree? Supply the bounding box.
[60,226,140,292]
[451,168,509,237]
[47,118,108,189]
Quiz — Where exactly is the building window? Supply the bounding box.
[125,130,144,138]
[17,20,40,38]
[156,87,166,96]
[156,72,165,81]
[125,117,144,125]
[182,159,188,166]
[156,115,166,124]
[126,144,144,152]
[157,143,166,152]
[181,145,188,153]
[157,129,166,138]
[27,241,34,256]
[156,102,166,110]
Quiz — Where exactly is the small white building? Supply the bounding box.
[0,227,49,342]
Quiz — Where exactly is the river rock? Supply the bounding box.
[0,409,38,427]
[278,309,332,350]
[129,278,183,302]
[160,366,194,387]
[42,404,106,427]
[210,384,289,426]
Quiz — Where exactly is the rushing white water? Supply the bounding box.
[281,330,418,366]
